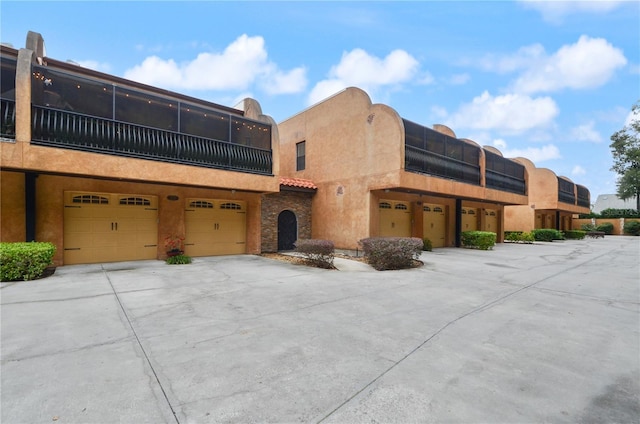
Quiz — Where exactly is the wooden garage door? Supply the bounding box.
[378,200,412,237]
[63,192,158,264]
[484,209,498,232]
[423,204,446,248]
[461,207,478,231]
[184,199,246,257]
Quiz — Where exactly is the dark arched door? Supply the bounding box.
[278,210,297,251]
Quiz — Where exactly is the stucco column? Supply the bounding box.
[15,48,34,144]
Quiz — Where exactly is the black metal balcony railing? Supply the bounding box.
[406,145,481,186]
[485,170,526,195]
[1,99,15,139]
[30,106,272,175]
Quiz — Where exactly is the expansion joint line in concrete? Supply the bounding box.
[102,266,181,424]
[316,244,622,423]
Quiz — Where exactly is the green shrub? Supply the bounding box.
[596,222,614,235]
[581,223,597,232]
[505,231,534,243]
[359,237,422,271]
[461,231,496,250]
[294,239,335,269]
[0,242,56,281]
[563,230,586,240]
[166,254,192,265]
[531,229,564,242]
[422,238,433,251]
[623,220,640,236]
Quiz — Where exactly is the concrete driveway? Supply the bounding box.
[2,237,639,423]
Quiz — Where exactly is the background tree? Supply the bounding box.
[610,101,640,211]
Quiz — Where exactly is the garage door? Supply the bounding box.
[423,204,446,247]
[184,198,246,257]
[378,200,412,237]
[64,192,158,264]
[484,209,498,232]
[461,207,478,231]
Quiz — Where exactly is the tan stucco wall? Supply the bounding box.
[504,205,535,232]
[1,173,265,266]
[0,171,26,241]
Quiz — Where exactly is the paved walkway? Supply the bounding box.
[1,237,639,423]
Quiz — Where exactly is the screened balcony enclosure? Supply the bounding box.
[11,60,273,175]
[404,119,481,186]
[577,185,590,208]
[485,150,526,195]
[1,56,16,139]
[558,177,577,205]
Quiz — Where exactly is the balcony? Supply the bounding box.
[30,105,272,175]
[405,145,481,186]
[577,185,590,208]
[558,191,576,205]
[1,99,15,139]
[486,170,526,195]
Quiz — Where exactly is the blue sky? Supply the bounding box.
[2,1,639,201]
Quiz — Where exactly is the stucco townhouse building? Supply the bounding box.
[1,31,591,267]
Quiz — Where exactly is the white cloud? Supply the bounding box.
[307,48,419,105]
[502,144,562,163]
[519,0,626,23]
[572,165,587,176]
[124,34,307,95]
[478,44,546,73]
[448,73,470,85]
[261,66,308,95]
[72,60,111,73]
[446,91,559,134]
[493,139,507,149]
[512,36,627,94]
[489,138,560,163]
[569,121,603,143]
[418,71,436,85]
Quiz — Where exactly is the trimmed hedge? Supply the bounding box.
[1,242,56,282]
[505,231,535,243]
[461,231,496,250]
[359,237,422,271]
[563,230,586,240]
[294,239,335,269]
[596,222,614,235]
[531,229,564,242]
[623,220,640,236]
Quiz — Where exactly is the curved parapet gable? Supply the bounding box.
[433,124,456,138]
[483,145,503,156]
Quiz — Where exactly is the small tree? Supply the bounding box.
[610,101,640,211]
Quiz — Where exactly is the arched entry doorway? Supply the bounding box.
[278,210,297,251]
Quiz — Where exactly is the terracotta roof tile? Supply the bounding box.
[280,177,317,190]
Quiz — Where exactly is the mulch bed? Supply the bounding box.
[259,253,422,270]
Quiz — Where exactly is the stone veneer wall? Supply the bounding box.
[261,190,314,252]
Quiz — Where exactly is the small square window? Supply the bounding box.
[296,141,306,171]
